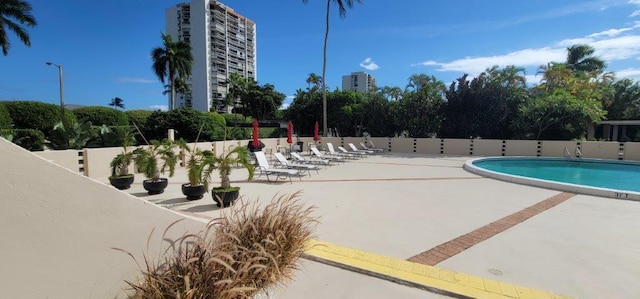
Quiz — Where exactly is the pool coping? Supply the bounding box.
[463,156,640,201]
[304,240,572,299]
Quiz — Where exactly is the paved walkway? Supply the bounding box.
[109,153,640,298]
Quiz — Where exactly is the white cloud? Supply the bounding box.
[414,25,640,77]
[587,28,633,38]
[280,102,290,110]
[415,47,565,76]
[359,57,379,71]
[150,105,168,111]
[117,77,156,84]
[525,74,543,86]
[591,35,640,60]
[630,0,640,16]
[615,67,640,80]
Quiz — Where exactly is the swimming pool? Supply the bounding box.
[464,157,640,201]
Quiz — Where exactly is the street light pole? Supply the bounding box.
[46,62,65,122]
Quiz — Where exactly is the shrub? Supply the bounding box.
[0,129,45,151]
[86,125,136,148]
[204,112,226,141]
[118,192,317,299]
[142,108,216,142]
[2,101,75,134]
[73,106,129,126]
[0,103,12,128]
[125,109,153,128]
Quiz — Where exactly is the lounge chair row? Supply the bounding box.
[252,141,385,184]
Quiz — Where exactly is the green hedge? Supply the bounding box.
[0,129,45,151]
[125,109,153,128]
[86,125,136,148]
[73,106,128,126]
[1,101,76,134]
[142,108,229,142]
[0,103,12,128]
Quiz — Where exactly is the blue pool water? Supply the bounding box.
[471,157,640,193]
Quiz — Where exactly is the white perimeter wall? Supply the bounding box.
[31,138,640,180]
[0,138,206,298]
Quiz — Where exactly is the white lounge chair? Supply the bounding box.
[310,147,344,162]
[367,139,386,152]
[338,146,369,157]
[348,143,374,155]
[254,151,298,183]
[291,152,330,167]
[273,152,319,176]
[327,143,358,159]
[360,142,384,153]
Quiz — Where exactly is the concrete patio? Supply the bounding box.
[100,152,640,298]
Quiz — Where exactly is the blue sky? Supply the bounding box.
[1,0,640,111]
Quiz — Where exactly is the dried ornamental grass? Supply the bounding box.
[115,192,317,299]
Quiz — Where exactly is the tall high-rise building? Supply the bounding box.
[166,0,256,112]
[341,71,376,93]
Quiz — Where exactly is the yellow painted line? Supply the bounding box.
[304,240,572,299]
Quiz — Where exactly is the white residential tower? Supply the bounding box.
[166,0,256,112]
[342,71,376,93]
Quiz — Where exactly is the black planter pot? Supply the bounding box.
[109,174,134,190]
[211,187,240,207]
[143,178,168,195]
[182,184,206,200]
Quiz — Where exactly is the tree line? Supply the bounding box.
[287,45,640,141]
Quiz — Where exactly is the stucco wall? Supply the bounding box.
[580,141,622,160]
[443,139,471,155]
[0,138,206,298]
[541,140,579,157]
[504,140,539,156]
[472,139,503,156]
[35,149,83,175]
[390,138,414,153]
[416,138,441,154]
[624,142,640,161]
[32,138,640,179]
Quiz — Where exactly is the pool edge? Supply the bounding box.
[464,157,640,201]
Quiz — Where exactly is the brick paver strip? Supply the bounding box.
[408,192,576,266]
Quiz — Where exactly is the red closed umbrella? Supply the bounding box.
[252,120,260,147]
[286,121,293,144]
[313,121,320,142]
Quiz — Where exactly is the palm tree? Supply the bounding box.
[162,77,189,97]
[306,72,323,89]
[226,72,249,112]
[405,73,431,92]
[0,0,36,56]
[500,65,527,88]
[566,44,606,73]
[109,97,125,110]
[151,33,193,111]
[302,0,362,136]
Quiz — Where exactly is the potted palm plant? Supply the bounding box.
[177,139,216,200]
[108,128,137,190]
[133,138,178,195]
[211,142,255,207]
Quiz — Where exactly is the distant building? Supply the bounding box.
[342,71,376,93]
[166,0,256,112]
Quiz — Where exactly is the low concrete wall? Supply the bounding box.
[0,138,206,298]
[443,139,471,156]
[416,138,440,154]
[504,140,539,156]
[580,141,621,160]
[541,140,578,157]
[473,139,503,156]
[35,149,84,175]
[33,138,640,179]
